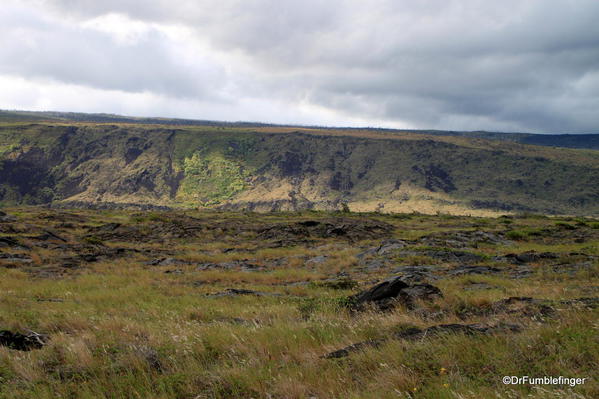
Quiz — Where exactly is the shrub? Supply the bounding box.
[555,222,577,230]
[506,230,527,241]
[83,236,104,245]
[315,277,358,290]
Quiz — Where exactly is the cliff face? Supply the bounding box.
[1,123,598,216]
[0,125,180,206]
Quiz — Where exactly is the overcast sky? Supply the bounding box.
[1,0,598,133]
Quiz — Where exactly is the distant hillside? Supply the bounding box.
[1,110,598,150]
[0,110,273,127]
[427,131,599,150]
[0,120,597,216]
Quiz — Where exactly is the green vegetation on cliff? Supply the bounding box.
[178,152,251,206]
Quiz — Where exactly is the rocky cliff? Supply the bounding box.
[1,122,598,216]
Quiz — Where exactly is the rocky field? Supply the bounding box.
[0,207,597,398]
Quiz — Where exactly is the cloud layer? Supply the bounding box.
[2,0,598,132]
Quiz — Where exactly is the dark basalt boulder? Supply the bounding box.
[164,269,184,274]
[470,297,557,318]
[400,284,444,306]
[376,239,407,255]
[394,322,522,340]
[324,339,382,359]
[145,257,189,267]
[306,255,328,264]
[398,249,486,264]
[258,218,394,243]
[349,276,442,311]
[85,217,206,242]
[324,322,522,359]
[0,236,30,249]
[463,282,497,291]
[0,211,17,222]
[559,297,599,308]
[396,272,439,283]
[351,276,408,304]
[447,265,501,276]
[315,276,359,290]
[30,230,67,242]
[207,288,281,298]
[501,251,560,264]
[0,330,48,351]
[425,249,486,263]
[0,253,33,265]
[392,266,442,283]
[196,260,264,272]
[418,230,513,248]
[89,222,122,233]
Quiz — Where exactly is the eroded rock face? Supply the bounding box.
[349,276,443,311]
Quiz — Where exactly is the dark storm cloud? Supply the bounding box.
[5,0,599,132]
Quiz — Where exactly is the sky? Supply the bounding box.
[1,0,598,133]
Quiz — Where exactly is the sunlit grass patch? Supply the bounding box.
[0,208,597,398]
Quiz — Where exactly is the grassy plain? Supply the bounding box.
[0,207,597,398]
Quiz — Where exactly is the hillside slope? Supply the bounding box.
[0,122,598,216]
[3,110,598,150]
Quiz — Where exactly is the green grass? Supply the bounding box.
[0,206,597,398]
